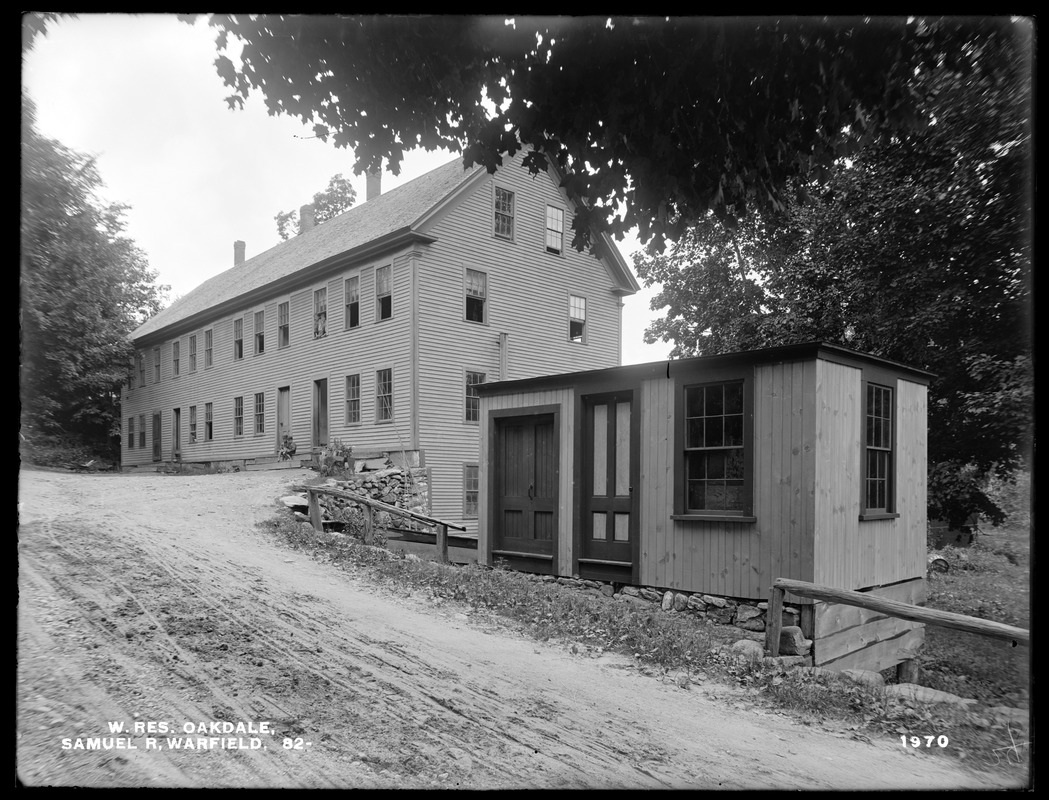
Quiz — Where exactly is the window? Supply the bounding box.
[138,414,146,449]
[494,186,514,238]
[465,371,485,423]
[172,341,180,377]
[233,318,244,360]
[314,288,327,338]
[346,374,361,424]
[863,382,896,516]
[204,403,213,441]
[153,347,161,383]
[128,417,135,449]
[344,276,360,329]
[189,335,197,372]
[569,295,586,342]
[463,464,479,518]
[376,368,393,422]
[137,352,145,387]
[375,265,392,321]
[234,396,244,437]
[204,329,213,368]
[278,302,290,348]
[465,269,486,323]
[189,406,197,443]
[254,392,265,435]
[546,206,565,254]
[254,310,265,355]
[676,379,753,518]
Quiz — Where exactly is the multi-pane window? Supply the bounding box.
[345,276,360,329]
[204,329,213,368]
[376,368,393,422]
[189,405,197,443]
[234,396,244,437]
[463,464,480,518]
[277,302,290,348]
[346,374,361,424]
[233,318,244,360]
[153,347,161,383]
[569,295,586,342]
[465,269,486,323]
[204,403,213,441]
[465,371,485,423]
[254,392,265,435]
[684,382,746,513]
[138,414,146,448]
[172,341,180,377]
[494,187,514,238]
[137,352,145,387]
[865,383,894,513]
[128,417,135,449]
[254,310,265,355]
[314,288,327,338]
[189,335,197,372]
[376,265,392,320]
[546,206,565,254]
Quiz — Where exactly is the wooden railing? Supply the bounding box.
[305,485,466,564]
[766,577,1029,659]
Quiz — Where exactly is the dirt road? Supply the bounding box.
[16,468,1011,789]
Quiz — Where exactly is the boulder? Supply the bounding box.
[686,595,708,612]
[729,639,765,662]
[673,593,689,612]
[884,684,977,706]
[840,669,885,688]
[778,626,812,656]
[661,591,675,611]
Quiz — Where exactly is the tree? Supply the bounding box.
[194,14,1030,252]
[275,173,358,240]
[20,99,167,452]
[634,34,1033,527]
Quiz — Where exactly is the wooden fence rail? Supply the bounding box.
[305,486,466,564]
[767,577,1029,660]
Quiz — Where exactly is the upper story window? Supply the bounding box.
[204,329,213,368]
[862,381,896,517]
[153,347,161,383]
[278,302,290,349]
[233,318,244,360]
[465,269,487,323]
[345,373,361,424]
[494,187,514,239]
[375,265,392,321]
[345,276,360,329]
[254,310,265,355]
[137,352,145,387]
[314,288,327,338]
[188,335,197,372]
[376,368,393,422]
[233,396,244,437]
[465,371,485,423]
[172,341,180,377]
[546,206,565,254]
[569,295,587,343]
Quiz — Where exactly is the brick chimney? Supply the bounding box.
[234,240,246,265]
[366,171,381,201]
[299,204,315,234]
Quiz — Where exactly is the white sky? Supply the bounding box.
[21,12,670,366]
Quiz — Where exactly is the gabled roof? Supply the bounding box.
[132,155,640,342]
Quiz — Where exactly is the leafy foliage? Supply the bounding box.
[192,14,1029,251]
[634,32,1033,525]
[275,173,357,240]
[20,99,167,453]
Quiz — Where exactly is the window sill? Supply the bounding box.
[671,514,757,524]
[859,512,900,522]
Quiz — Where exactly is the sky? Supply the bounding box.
[21,12,671,366]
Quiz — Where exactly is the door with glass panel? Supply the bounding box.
[580,391,637,582]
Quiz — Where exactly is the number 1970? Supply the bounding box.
[901,735,949,748]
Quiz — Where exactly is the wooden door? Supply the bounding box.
[151,412,162,462]
[312,379,328,447]
[580,392,637,582]
[492,414,557,574]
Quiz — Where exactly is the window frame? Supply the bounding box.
[138,414,146,449]
[204,329,213,369]
[672,370,756,522]
[345,373,361,425]
[128,416,135,450]
[188,334,197,372]
[189,405,197,443]
[277,301,290,349]
[233,396,244,438]
[153,346,161,383]
[137,352,145,387]
[465,370,485,424]
[568,294,587,344]
[314,287,328,339]
[376,367,394,423]
[375,265,393,322]
[204,403,213,441]
[254,309,265,356]
[860,370,900,521]
[545,205,565,255]
[254,392,265,435]
[463,463,480,519]
[465,268,487,324]
[494,185,515,240]
[233,317,244,360]
[172,340,180,377]
[344,274,360,330]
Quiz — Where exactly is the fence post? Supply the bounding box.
[307,488,323,532]
[362,504,374,545]
[766,584,785,657]
[437,523,449,564]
